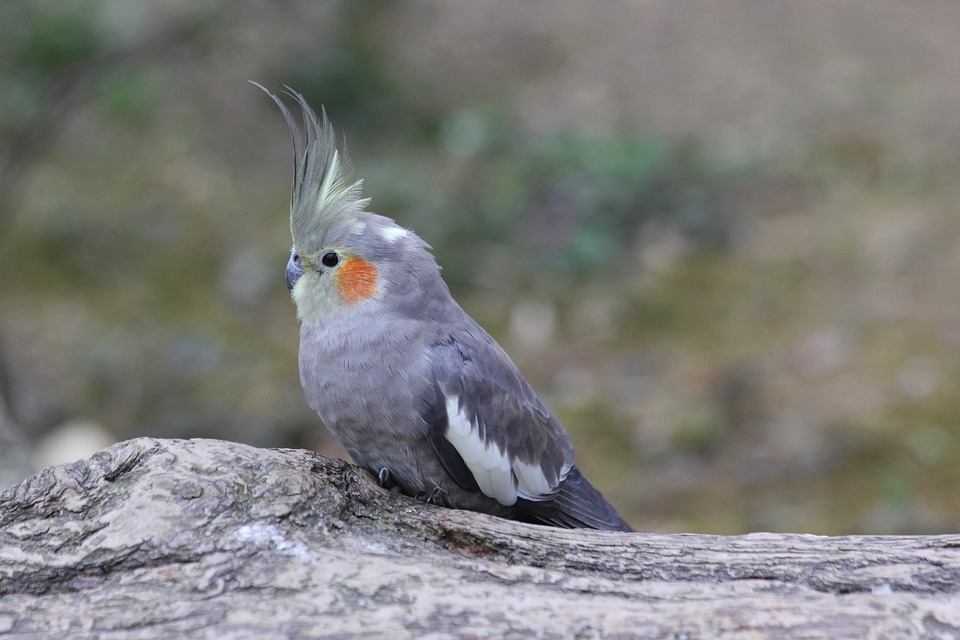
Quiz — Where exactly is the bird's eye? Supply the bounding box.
[321,252,339,268]
[292,252,300,264]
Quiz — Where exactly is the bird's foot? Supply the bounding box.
[376,467,401,493]
[418,485,445,506]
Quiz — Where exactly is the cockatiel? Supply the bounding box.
[260,85,632,532]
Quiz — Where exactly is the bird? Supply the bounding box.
[258,84,633,532]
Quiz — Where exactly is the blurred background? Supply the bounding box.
[2,0,960,534]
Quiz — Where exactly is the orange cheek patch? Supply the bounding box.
[335,257,379,304]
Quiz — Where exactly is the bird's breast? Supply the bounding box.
[298,318,431,438]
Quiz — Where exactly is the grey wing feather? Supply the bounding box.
[427,325,633,532]
[518,466,634,532]
[430,330,574,501]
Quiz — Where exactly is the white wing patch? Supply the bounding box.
[514,460,555,501]
[379,226,408,243]
[443,394,558,506]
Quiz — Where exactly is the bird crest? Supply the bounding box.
[253,83,370,257]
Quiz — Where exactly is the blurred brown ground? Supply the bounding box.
[2,1,960,534]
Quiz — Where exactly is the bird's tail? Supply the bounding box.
[518,466,633,532]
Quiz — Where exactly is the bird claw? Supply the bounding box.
[422,485,445,506]
[378,469,443,503]
[377,467,392,487]
[376,467,401,493]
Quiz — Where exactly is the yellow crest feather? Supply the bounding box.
[253,82,370,254]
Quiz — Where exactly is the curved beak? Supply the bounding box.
[285,255,304,292]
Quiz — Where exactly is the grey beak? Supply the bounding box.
[286,254,304,292]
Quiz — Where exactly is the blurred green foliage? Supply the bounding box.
[456,133,730,280]
[16,5,102,74]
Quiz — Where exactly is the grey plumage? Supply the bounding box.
[260,84,633,532]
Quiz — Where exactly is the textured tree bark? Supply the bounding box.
[0,438,958,639]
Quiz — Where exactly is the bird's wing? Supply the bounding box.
[425,331,575,506]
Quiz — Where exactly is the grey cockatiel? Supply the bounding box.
[260,86,632,532]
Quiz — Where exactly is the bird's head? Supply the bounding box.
[258,85,439,326]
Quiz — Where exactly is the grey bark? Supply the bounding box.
[0,438,958,639]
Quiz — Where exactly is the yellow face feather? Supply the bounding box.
[290,253,380,324]
[290,271,338,325]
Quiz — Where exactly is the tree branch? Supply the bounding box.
[1,438,957,638]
